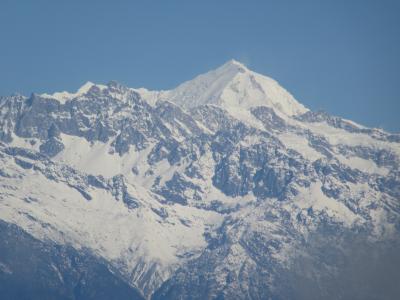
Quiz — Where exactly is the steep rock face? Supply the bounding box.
[0,60,399,299]
[0,94,26,142]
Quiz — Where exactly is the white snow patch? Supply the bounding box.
[9,134,41,151]
[132,88,164,107]
[54,134,152,179]
[278,132,324,161]
[337,154,389,175]
[294,182,358,225]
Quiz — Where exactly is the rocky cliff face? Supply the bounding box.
[0,60,399,299]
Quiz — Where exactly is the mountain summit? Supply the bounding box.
[1,60,399,299]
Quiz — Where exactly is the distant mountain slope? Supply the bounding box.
[0,220,144,300]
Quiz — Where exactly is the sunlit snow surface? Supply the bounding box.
[139,60,308,116]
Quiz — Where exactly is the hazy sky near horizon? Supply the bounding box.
[0,0,399,132]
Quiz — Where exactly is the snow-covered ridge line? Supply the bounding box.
[40,81,108,103]
[36,60,308,117]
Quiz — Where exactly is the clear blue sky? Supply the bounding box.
[1,0,399,132]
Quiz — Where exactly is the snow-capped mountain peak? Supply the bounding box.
[1,60,399,299]
[218,59,249,73]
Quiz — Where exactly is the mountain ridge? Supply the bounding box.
[0,60,399,299]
